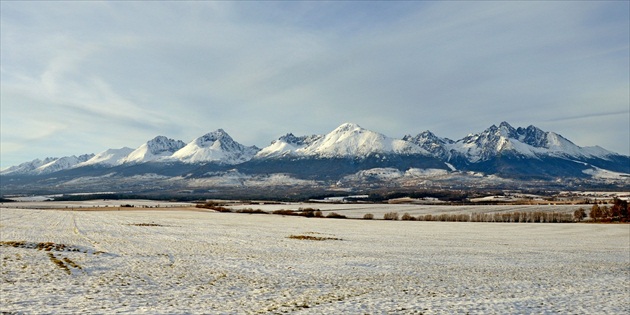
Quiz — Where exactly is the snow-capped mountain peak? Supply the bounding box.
[255,133,323,158]
[78,147,135,167]
[497,121,517,136]
[450,122,614,162]
[516,125,547,147]
[278,133,322,147]
[451,123,522,162]
[35,154,95,174]
[256,123,431,159]
[0,157,57,175]
[331,122,362,134]
[197,129,230,146]
[122,136,186,164]
[0,154,95,175]
[296,123,428,157]
[403,131,454,158]
[145,136,186,155]
[171,129,259,164]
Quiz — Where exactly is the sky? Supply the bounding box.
[1,1,629,168]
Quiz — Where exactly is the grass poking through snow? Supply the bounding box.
[287,235,342,241]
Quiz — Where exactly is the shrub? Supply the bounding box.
[129,223,163,227]
[272,209,297,216]
[236,208,268,214]
[299,209,316,217]
[383,212,399,220]
[196,201,231,212]
[288,235,341,241]
[298,208,322,217]
[326,212,347,219]
[401,213,416,221]
[363,213,374,220]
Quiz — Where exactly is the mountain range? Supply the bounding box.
[2,122,628,195]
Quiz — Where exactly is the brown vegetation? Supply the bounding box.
[589,198,629,223]
[0,241,104,255]
[401,213,416,221]
[415,212,575,223]
[326,212,347,219]
[271,208,328,218]
[197,200,623,224]
[196,201,232,212]
[47,252,71,274]
[129,223,164,227]
[235,208,269,214]
[287,235,342,241]
[62,257,82,270]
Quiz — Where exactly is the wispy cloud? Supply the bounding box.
[544,110,629,123]
[1,1,628,166]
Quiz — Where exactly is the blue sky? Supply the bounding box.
[1,1,629,168]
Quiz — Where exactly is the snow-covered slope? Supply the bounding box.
[403,131,454,158]
[0,154,95,175]
[0,157,58,175]
[451,122,536,162]
[78,147,135,167]
[258,123,428,159]
[255,133,323,158]
[406,122,616,163]
[305,123,428,157]
[582,166,630,180]
[122,136,186,164]
[171,129,259,164]
[34,154,94,174]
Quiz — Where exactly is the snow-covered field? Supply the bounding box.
[0,199,195,209]
[1,206,628,314]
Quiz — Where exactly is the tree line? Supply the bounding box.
[585,198,629,222]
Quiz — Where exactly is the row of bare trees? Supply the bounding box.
[198,199,629,223]
[381,211,576,223]
[377,199,629,223]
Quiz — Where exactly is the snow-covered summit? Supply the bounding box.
[78,147,135,167]
[122,136,186,164]
[1,157,58,175]
[450,122,615,162]
[171,129,260,164]
[0,154,95,175]
[403,131,454,158]
[34,154,94,174]
[258,123,429,159]
[307,123,427,157]
[255,133,323,158]
[452,122,527,162]
[515,125,611,158]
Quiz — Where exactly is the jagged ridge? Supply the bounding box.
[2,122,627,182]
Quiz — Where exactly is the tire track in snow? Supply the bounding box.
[72,212,103,253]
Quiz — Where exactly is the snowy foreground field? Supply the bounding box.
[1,206,629,314]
